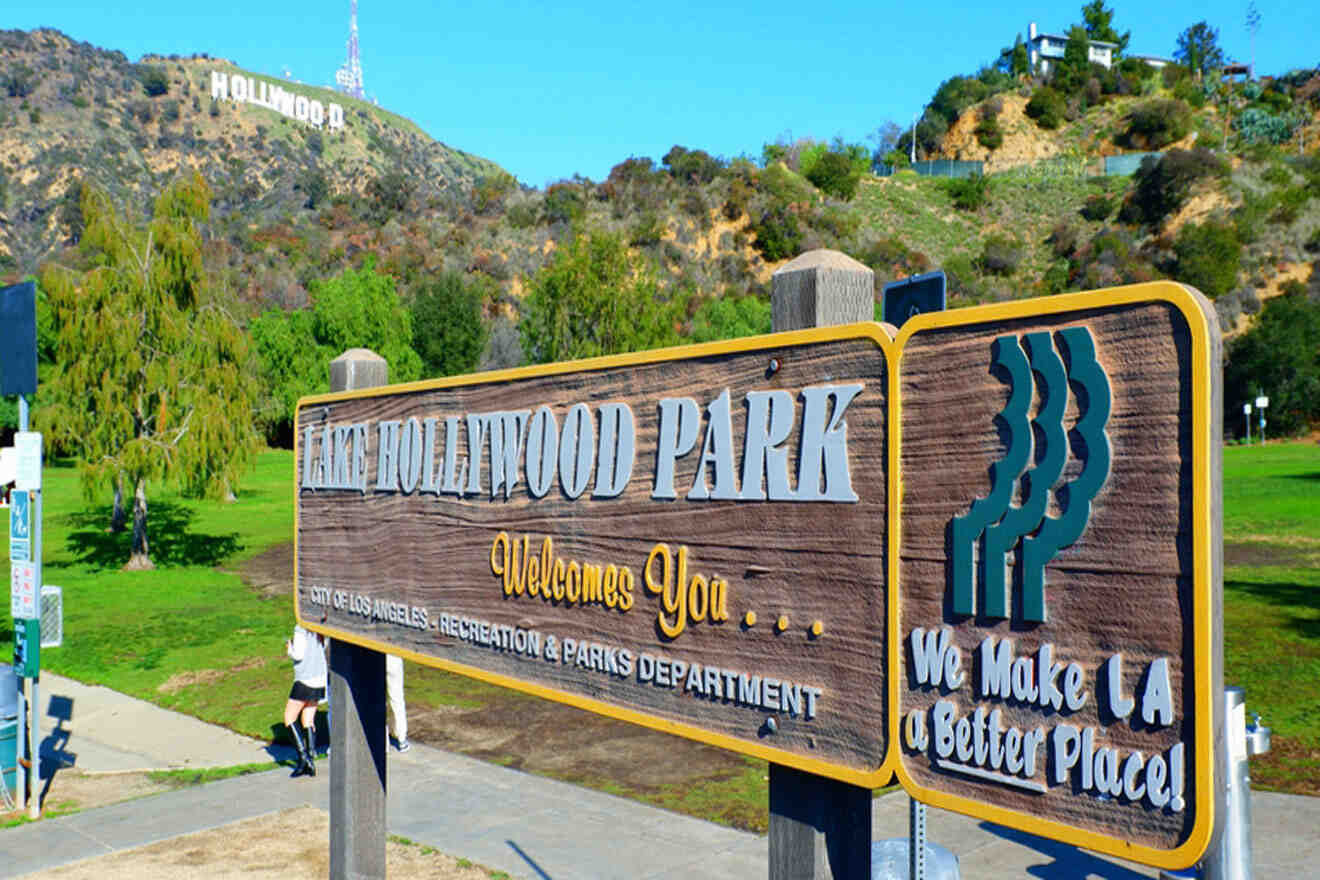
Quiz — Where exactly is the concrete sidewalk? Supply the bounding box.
[2,673,1317,879]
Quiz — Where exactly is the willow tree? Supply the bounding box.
[39,173,259,570]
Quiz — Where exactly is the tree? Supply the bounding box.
[250,308,322,447]
[1055,25,1093,93]
[38,174,260,569]
[308,260,424,381]
[1224,293,1320,437]
[250,261,422,446]
[1082,1,1131,55]
[1004,34,1030,77]
[689,295,772,343]
[409,271,490,379]
[519,229,681,364]
[1176,22,1225,80]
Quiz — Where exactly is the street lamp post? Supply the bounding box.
[1243,403,1252,445]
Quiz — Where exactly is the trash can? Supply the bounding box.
[1,663,17,798]
[872,838,961,880]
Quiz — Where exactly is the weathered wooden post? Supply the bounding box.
[328,348,388,880]
[769,249,875,880]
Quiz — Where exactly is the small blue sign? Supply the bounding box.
[10,489,29,541]
[883,270,947,328]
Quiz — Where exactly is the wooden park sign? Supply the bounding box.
[296,324,899,785]
[295,280,1221,870]
[892,283,1221,870]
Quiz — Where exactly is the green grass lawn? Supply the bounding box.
[2,452,298,742]
[1221,441,1320,794]
[5,440,1318,821]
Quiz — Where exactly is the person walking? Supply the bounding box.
[284,624,326,777]
[386,653,409,752]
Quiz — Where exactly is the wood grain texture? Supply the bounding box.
[298,337,890,775]
[898,302,1207,850]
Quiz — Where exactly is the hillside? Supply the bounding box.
[0,28,502,272]
[3,26,1320,441]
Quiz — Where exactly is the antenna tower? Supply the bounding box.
[334,0,366,100]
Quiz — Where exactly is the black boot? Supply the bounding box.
[288,722,314,777]
[299,721,317,777]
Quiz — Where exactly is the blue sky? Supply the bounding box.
[12,1,1317,188]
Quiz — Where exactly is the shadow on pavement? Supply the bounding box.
[38,693,76,807]
[979,822,1155,879]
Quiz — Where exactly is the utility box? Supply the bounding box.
[41,585,62,648]
[1,663,16,802]
[12,619,39,678]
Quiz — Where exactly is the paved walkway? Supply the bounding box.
[2,673,1317,879]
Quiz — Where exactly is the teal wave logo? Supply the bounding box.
[949,327,1111,622]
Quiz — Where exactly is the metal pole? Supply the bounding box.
[14,689,25,812]
[1200,687,1269,880]
[16,394,39,818]
[909,798,927,880]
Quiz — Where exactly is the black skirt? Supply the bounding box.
[289,681,326,703]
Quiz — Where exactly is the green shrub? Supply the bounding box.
[1173,219,1241,298]
[723,176,753,220]
[1269,185,1311,225]
[1234,108,1298,145]
[930,75,990,126]
[945,174,989,211]
[1120,148,1228,226]
[137,64,169,96]
[473,171,517,214]
[804,149,863,200]
[975,114,1003,150]
[629,212,666,246]
[505,199,538,229]
[1042,261,1071,294]
[1120,99,1192,149]
[1171,77,1206,109]
[1080,193,1116,221]
[979,235,1022,275]
[1233,190,1270,243]
[2,63,38,98]
[759,163,816,206]
[751,204,803,261]
[1305,227,1320,253]
[541,181,586,225]
[663,145,723,184]
[1025,87,1066,129]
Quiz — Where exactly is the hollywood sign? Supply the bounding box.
[210,71,345,131]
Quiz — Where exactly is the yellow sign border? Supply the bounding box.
[888,281,1217,869]
[294,322,902,788]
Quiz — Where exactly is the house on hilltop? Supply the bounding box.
[1026,21,1116,75]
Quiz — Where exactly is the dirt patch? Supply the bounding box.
[1248,735,1320,797]
[28,806,494,880]
[157,657,269,694]
[1160,188,1233,238]
[4,769,172,821]
[411,686,750,791]
[229,541,295,598]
